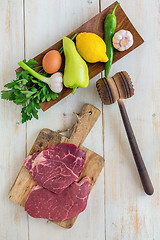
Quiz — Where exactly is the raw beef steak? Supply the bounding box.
[25,176,90,221]
[24,152,40,173]
[24,146,55,174]
[24,143,86,194]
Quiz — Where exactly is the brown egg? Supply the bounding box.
[42,50,62,74]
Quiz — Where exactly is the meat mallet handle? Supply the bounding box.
[117,99,154,195]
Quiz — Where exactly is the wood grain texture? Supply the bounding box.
[9,104,104,228]
[118,99,154,195]
[102,0,160,239]
[0,1,28,240]
[2,0,160,239]
[97,70,153,195]
[24,0,104,238]
[96,71,134,105]
[16,1,144,112]
[69,104,101,146]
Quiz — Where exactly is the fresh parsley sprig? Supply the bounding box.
[1,59,59,123]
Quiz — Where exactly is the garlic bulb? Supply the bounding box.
[47,72,63,93]
[112,30,133,51]
[18,60,63,93]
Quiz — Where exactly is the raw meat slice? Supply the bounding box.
[25,176,90,222]
[24,146,55,174]
[24,143,86,194]
[24,152,40,173]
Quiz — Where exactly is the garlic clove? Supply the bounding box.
[113,42,121,49]
[113,30,134,51]
[114,33,123,43]
[120,30,126,38]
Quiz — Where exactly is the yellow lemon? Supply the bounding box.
[76,32,108,63]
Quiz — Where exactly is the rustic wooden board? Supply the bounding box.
[9,104,104,229]
[16,1,144,112]
[2,0,160,239]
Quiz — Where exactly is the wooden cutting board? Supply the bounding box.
[9,104,104,228]
[16,1,144,112]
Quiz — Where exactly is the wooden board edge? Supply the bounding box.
[14,1,144,112]
[8,118,105,228]
[9,146,105,229]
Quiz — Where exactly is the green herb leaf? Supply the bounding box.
[1,90,16,101]
[26,91,36,98]
[41,96,46,102]
[23,59,38,68]
[31,79,39,83]
[50,91,58,100]
[46,94,51,101]
[1,58,60,123]
[4,81,17,89]
[21,79,28,85]
[13,84,22,90]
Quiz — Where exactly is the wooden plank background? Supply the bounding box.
[0,0,159,239]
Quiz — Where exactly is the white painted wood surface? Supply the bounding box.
[0,0,159,239]
[0,1,28,240]
[102,0,160,239]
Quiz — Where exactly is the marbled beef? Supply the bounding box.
[24,143,86,194]
[25,176,90,221]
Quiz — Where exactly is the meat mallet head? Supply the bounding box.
[96,71,134,105]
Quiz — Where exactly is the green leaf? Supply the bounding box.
[41,96,46,102]
[36,98,40,104]
[50,91,58,100]
[12,92,26,106]
[1,90,16,101]
[16,72,22,80]
[26,91,36,98]
[21,79,28,85]
[31,79,39,83]
[32,107,38,119]
[41,71,50,77]
[42,86,48,95]
[33,91,41,100]
[4,81,17,89]
[21,99,40,123]
[13,99,26,106]
[23,58,38,68]
[2,57,60,123]
[30,87,37,92]
[46,95,51,101]
[33,100,41,109]
[20,71,33,81]
[45,88,50,95]
[37,91,41,100]
[37,81,47,87]
[21,106,32,123]
[13,84,22,90]
[20,90,28,94]
[14,90,21,96]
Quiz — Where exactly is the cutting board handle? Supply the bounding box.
[69,104,101,147]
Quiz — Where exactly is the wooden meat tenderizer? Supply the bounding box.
[96,71,154,195]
